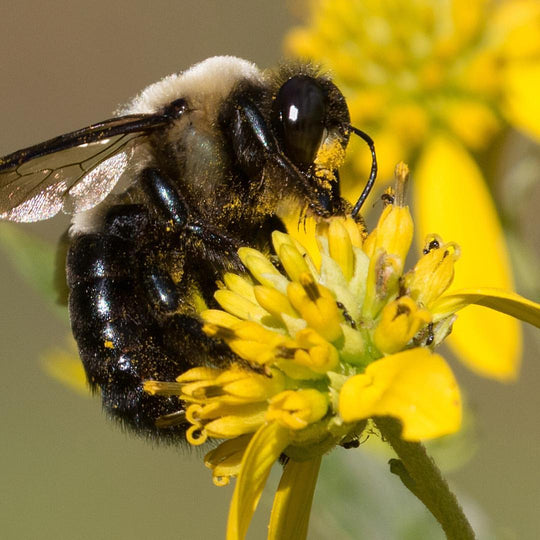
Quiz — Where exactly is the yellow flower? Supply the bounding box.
[285,0,540,380]
[42,341,89,396]
[145,164,540,539]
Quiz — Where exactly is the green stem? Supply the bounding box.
[375,418,475,540]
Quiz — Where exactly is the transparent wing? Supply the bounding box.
[0,114,170,222]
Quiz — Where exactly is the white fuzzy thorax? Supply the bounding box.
[72,56,262,234]
[119,56,262,115]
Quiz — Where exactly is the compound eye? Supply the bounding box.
[274,76,326,167]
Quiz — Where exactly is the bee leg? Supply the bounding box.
[140,166,243,269]
[140,167,188,230]
[140,255,183,315]
[137,247,238,370]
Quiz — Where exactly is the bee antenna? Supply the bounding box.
[349,126,377,218]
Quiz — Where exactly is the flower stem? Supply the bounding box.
[375,417,475,540]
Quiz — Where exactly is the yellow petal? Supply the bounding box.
[42,348,88,395]
[443,99,501,150]
[487,0,540,139]
[433,287,540,329]
[432,284,540,380]
[205,434,251,467]
[414,136,521,380]
[339,348,462,441]
[451,0,486,44]
[268,456,321,540]
[502,62,540,142]
[227,422,291,540]
[204,434,253,486]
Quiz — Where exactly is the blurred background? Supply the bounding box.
[0,1,539,538]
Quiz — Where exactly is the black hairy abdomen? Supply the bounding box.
[66,224,188,440]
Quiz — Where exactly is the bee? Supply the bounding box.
[0,56,376,441]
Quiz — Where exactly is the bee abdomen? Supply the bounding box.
[67,232,187,439]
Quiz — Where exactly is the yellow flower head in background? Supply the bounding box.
[145,164,540,540]
[286,0,540,380]
[287,0,540,180]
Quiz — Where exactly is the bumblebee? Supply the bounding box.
[0,56,376,440]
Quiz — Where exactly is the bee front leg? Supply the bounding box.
[140,167,243,271]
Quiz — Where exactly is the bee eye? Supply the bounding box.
[274,76,326,167]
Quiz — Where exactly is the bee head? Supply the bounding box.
[271,72,351,217]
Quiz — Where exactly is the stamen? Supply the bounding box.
[155,410,186,428]
[213,476,230,487]
[143,381,183,396]
[186,404,204,424]
[186,425,208,446]
[393,162,409,207]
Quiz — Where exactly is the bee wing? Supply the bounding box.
[0,114,170,222]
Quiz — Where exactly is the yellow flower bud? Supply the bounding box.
[214,289,270,321]
[362,251,402,319]
[372,204,414,273]
[212,367,285,404]
[238,247,289,291]
[293,328,340,373]
[254,285,298,319]
[226,340,275,366]
[279,244,312,283]
[204,404,268,438]
[405,236,460,308]
[267,389,329,430]
[373,296,432,354]
[287,274,343,342]
[365,162,414,275]
[327,218,354,281]
[200,309,241,328]
[223,272,257,303]
[174,365,285,408]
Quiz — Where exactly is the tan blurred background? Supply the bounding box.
[0,1,539,539]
